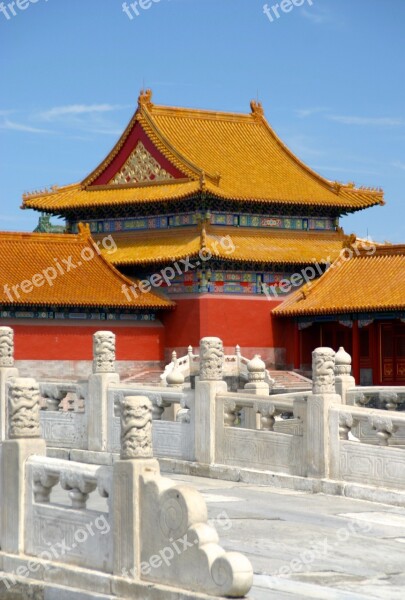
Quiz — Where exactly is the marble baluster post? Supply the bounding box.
[88,331,120,451]
[1,377,46,553]
[0,327,19,441]
[195,337,227,464]
[305,347,341,478]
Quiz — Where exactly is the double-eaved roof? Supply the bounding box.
[273,245,405,316]
[22,90,384,215]
[0,225,173,310]
[98,225,351,267]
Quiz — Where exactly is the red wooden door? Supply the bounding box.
[380,322,405,384]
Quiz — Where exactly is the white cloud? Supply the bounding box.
[301,8,331,24]
[295,107,329,118]
[0,119,53,134]
[328,115,404,127]
[285,134,324,158]
[38,103,129,121]
[393,161,405,171]
[312,165,380,177]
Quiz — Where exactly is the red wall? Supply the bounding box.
[10,322,165,361]
[272,317,296,368]
[162,295,283,349]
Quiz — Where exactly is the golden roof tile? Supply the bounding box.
[99,226,349,266]
[22,91,384,213]
[0,228,174,310]
[273,245,405,316]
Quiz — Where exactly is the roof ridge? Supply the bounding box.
[139,107,222,186]
[149,103,255,122]
[0,231,79,242]
[259,115,342,195]
[22,183,81,201]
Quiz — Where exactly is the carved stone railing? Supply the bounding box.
[0,369,253,599]
[214,390,307,476]
[329,405,405,490]
[39,381,88,450]
[342,390,405,445]
[346,387,405,411]
[25,456,113,571]
[39,381,87,412]
[217,390,306,431]
[107,383,195,461]
[160,344,275,389]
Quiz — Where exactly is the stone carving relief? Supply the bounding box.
[0,326,14,367]
[93,331,116,374]
[368,415,397,446]
[120,395,153,459]
[199,337,224,381]
[141,476,253,596]
[8,377,40,439]
[312,347,336,394]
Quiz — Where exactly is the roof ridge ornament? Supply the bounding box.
[343,233,357,250]
[250,99,264,120]
[200,171,207,192]
[138,89,153,109]
[77,222,91,241]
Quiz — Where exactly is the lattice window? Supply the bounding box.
[110,142,174,184]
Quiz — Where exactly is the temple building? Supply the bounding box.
[16,89,389,376]
[274,244,405,385]
[0,225,173,377]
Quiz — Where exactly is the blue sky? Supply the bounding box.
[0,0,404,242]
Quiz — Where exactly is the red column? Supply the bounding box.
[352,320,360,384]
[293,322,300,370]
[371,321,380,384]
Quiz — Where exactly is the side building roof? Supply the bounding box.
[0,225,174,310]
[22,90,384,216]
[273,245,405,316]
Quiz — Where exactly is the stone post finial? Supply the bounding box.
[166,359,185,388]
[199,337,224,381]
[120,396,153,459]
[8,377,40,439]
[335,346,352,376]
[0,327,14,368]
[312,347,336,394]
[93,331,116,374]
[247,355,265,383]
[245,355,270,394]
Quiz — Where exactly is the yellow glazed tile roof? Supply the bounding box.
[273,245,405,316]
[22,91,384,213]
[100,226,349,267]
[23,181,200,212]
[98,229,203,266]
[0,226,173,310]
